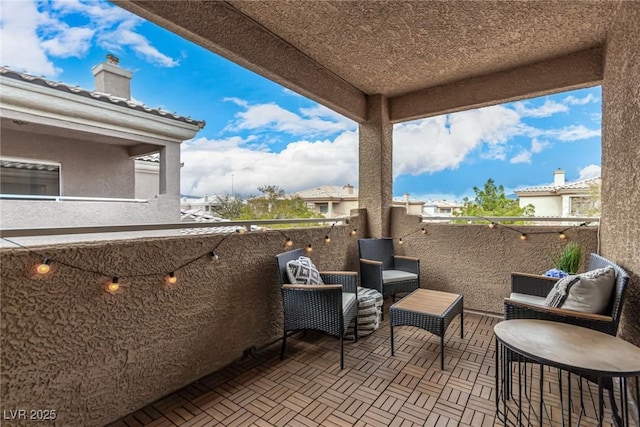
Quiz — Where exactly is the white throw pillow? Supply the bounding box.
[286,256,324,285]
[561,266,616,314]
[544,275,580,308]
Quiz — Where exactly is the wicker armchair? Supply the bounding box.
[504,253,630,424]
[358,238,420,303]
[275,249,358,369]
[504,253,629,335]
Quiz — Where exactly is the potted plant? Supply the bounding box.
[545,242,582,278]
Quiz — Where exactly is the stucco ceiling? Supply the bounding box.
[113,0,634,122]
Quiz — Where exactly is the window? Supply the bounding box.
[570,196,593,215]
[0,159,60,196]
[318,203,329,214]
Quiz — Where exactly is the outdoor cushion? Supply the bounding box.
[342,292,357,313]
[544,275,581,308]
[561,266,615,314]
[346,287,383,338]
[383,270,418,284]
[509,293,546,307]
[286,256,324,285]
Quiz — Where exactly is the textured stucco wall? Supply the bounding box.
[601,6,640,347]
[0,220,363,426]
[1,128,135,198]
[390,208,598,314]
[0,196,180,229]
[0,212,601,425]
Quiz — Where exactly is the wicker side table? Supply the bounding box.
[390,289,464,370]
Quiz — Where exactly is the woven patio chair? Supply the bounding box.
[504,253,630,424]
[276,249,358,370]
[358,238,420,307]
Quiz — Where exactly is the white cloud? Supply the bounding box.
[579,164,601,180]
[393,105,522,176]
[0,0,59,76]
[530,138,550,153]
[0,0,177,77]
[564,93,599,105]
[510,150,532,164]
[514,99,569,118]
[97,25,179,67]
[180,131,358,196]
[225,101,355,137]
[550,125,601,141]
[41,25,95,57]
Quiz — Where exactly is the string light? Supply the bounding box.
[350,229,357,236]
[488,222,497,229]
[166,272,177,285]
[398,238,404,244]
[520,233,528,241]
[421,227,427,234]
[284,237,293,247]
[558,232,567,240]
[305,244,313,253]
[236,227,246,234]
[210,251,219,262]
[324,235,331,244]
[36,258,51,274]
[106,277,120,294]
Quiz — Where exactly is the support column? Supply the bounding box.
[358,95,393,237]
[601,5,640,348]
[158,144,180,196]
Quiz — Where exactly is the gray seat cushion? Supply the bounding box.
[342,292,357,313]
[383,270,418,284]
[509,293,546,307]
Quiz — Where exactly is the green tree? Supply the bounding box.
[239,185,323,223]
[456,178,534,221]
[213,194,245,219]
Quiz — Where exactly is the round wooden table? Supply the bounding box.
[494,319,640,427]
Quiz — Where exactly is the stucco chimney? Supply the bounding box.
[91,54,132,100]
[343,184,354,195]
[553,168,566,187]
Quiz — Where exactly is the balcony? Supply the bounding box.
[3,210,626,426]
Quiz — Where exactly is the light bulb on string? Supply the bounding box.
[284,237,293,247]
[166,272,177,285]
[520,233,528,241]
[305,244,313,253]
[236,227,246,234]
[210,251,219,262]
[421,227,427,234]
[489,222,497,229]
[398,238,404,245]
[558,232,567,240]
[324,235,331,244]
[106,277,121,294]
[36,258,51,275]
[350,229,357,236]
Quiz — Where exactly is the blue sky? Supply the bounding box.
[0,0,602,202]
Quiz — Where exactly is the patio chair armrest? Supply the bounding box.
[394,256,420,274]
[320,271,358,294]
[511,272,558,297]
[282,284,342,291]
[359,258,383,294]
[504,298,614,324]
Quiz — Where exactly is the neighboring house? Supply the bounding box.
[423,200,464,217]
[515,168,601,217]
[293,184,424,218]
[0,55,205,228]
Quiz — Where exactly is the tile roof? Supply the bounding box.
[1,67,205,129]
[135,154,160,163]
[293,185,358,199]
[516,176,601,193]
